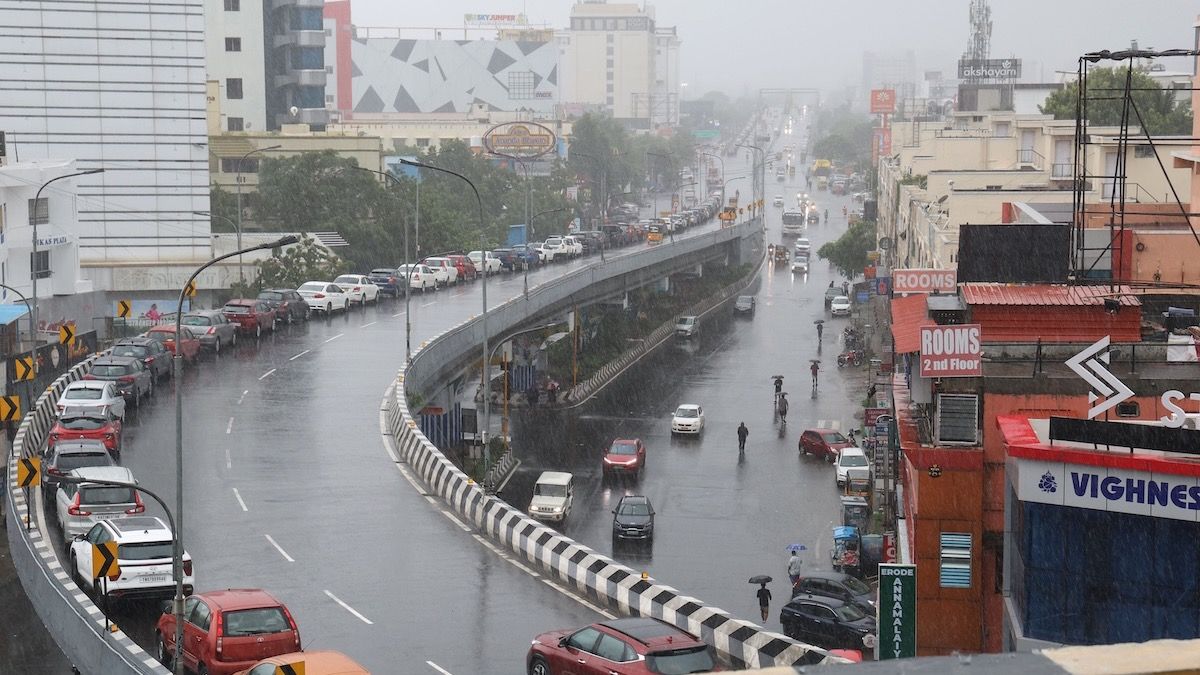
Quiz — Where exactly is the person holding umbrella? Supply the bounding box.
[788,550,804,587]
[746,576,773,622]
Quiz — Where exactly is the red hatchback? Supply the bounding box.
[798,428,854,462]
[156,589,301,675]
[446,254,478,282]
[602,438,646,479]
[48,407,123,454]
[222,299,276,338]
[528,617,718,675]
[145,325,202,361]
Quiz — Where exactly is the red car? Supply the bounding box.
[222,299,276,338]
[528,617,718,675]
[145,325,202,360]
[446,254,478,282]
[602,438,646,479]
[48,407,123,454]
[798,427,855,462]
[156,589,301,675]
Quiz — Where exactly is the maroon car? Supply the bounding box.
[528,618,718,675]
[446,254,478,282]
[798,427,855,462]
[222,299,276,338]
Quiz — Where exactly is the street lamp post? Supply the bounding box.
[193,210,238,261]
[737,144,766,216]
[171,235,296,675]
[234,145,282,283]
[31,168,103,348]
[699,152,724,202]
[396,159,495,491]
[647,151,672,220]
[349,167,414,360]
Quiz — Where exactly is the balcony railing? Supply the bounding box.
[1051,162,1072,179]
[1017,148,1044,170]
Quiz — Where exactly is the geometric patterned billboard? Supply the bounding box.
[352,38,558,114]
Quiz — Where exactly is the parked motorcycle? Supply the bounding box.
[837,350,865,368]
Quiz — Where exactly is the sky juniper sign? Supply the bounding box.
[878,564,916,660]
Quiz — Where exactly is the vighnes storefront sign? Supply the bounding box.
[877,564,916,660]
[1014,457,1200,522]
[957,58,1022,79]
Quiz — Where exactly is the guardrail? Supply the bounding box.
[386,219,841,668]
[5,350,169,675]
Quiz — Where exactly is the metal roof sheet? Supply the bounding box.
[891,293,934,353]
[960,283,1141,307]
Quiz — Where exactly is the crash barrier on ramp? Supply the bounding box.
[5,350,169,675]
[386,219,842,668]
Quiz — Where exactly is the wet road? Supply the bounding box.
[505,118,872,628]
[32,158,753,673]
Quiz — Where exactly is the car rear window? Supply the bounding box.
[334,276,358,284]
[181,316,211,326]
[258,291,284,301]
[841,454,869,467]
[65,388,104,400]
[822,432,848,444]
[91,365,130,378]
[299,283,325,292]
[80,485,135,505]
[645,646,715,674]
[118,542,173,561]
[223,304,251,315]
[55,453,110,471]
[223,607,290,636]
[60,416,107,430]
[112,345,148,358]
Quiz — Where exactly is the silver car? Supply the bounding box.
[55,465,141,538]
[181,310,238,352]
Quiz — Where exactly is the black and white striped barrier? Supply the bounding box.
[5,351,168,675]
[387,369,830,668]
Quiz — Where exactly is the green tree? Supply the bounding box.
[254,151,384,233]
[812,105,874,171]
[208,185,239,233]
[818,218,878,278]
[1040,67,1192,135]
[256,234,348,289]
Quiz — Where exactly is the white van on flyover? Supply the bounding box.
[529,471,574,523]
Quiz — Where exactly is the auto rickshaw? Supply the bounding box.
[831,525,862,578]
[772,244,790,264]
[647,225,663,245]
[840,494,870,532]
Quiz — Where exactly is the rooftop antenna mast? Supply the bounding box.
[965,0,992,63]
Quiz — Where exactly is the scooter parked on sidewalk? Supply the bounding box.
[837,350,864,368]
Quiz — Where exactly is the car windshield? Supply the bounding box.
[144,332,169,343]
[842,454,869,467]
[180,315,211,326]
[91,365,130,378]
[834,296,849,303]
[645,646,715,675]
[535,483,567,498]
[258,291,284,301]
[111,345,147,358]
[223,607,290,636]
[118,542,173,561]
[842,576,872,595]
[79,485,135,505]
[222,304,251,315]
[823,432,848,444]
[834,604,867,622]
[618,502,650,516]
[678,318,695,325]
[675,408,699,418]
[64,387,104,400]
[60,416,107,430]
[610,442,637,455]
[737,296,752,304]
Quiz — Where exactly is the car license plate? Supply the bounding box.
[140,575,169,583]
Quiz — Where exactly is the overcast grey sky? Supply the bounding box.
[349,1,1199,95]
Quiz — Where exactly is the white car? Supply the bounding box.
[794,238,812,255]
[424,257,460,285]
[57,380,126,419]
[830,295,852,316]
[539,238,564,262]
[835,448,870,487]
[420,260,451,287]
[297,281,350,313]
[56,466,142,538]
[791,257,809,274]
[675,315,699,338]
[561,236,584,257]
[529,471,574,523]
[332,274,380,304]
[397,263,437,292]
[69,517,193,601]
[530,242,551,263]
[671,404,705,435]
[468,250,502,274]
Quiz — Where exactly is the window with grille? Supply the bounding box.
[223,0,239,10]
[1134,145,1155,158]
[940,532,971,588]
[31,250,50,279]
[27,197,49,225]
[227,117,244,132]
[935,393,978,445]
[508,71,535,100]
[225,37,241,52]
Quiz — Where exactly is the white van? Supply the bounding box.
[530,471,574,523]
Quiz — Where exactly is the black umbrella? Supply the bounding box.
[813,319,825,324]
[748,574,772,585]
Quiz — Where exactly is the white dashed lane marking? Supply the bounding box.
[264,534,295,562]
[232,488,248,512]
[258,369,275,381]
[324,589,373,624]
[324,333,344,344]
[289,349,310,361]
[226,417,234,434]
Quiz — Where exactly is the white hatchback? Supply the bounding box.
[57,380,126,419]
[397,264,438,291]
[671,404,705,435]
[835,447,870,487]
[424,257,460,285]
[830,295,852,317]
[468,250,502,274]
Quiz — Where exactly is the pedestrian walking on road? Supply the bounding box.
[810,361,820,388]
[737,422,749,453]
[757,583,772,622]
[788,551,804,587]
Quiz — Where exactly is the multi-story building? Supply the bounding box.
[652,26,681,126]
[862,49,916,108]
[328,105,571,158]
[203,0,328,131]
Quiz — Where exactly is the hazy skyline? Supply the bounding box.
[349,1,1199,95]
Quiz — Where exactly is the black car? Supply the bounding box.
[734,295,756,315]
[824,286,843,309]
[42,440,114,495]
[366,269,404,298]
[612,495,655,542]
[791,571,876,613]
[491,247,517,271]
[111,337,171,381]
[779,594,876,653]
[257,289,310,324]
[87,356,154,403]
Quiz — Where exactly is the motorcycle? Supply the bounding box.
[837,350,864,368]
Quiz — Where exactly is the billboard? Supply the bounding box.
[893,268,957,294]
[878,564,916,659]
[957,224,1069,283]
[919,324,982,377]
[483,122,557,159]
[958,58,1022,79]
[872,127,892,163]
[870,89,896,114]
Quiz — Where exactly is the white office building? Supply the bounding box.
[0,161,91,306]
[0,0,211,285]
[204,0,269,132]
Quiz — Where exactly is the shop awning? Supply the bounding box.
[891,293,933,354]
[0,304,29,325]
